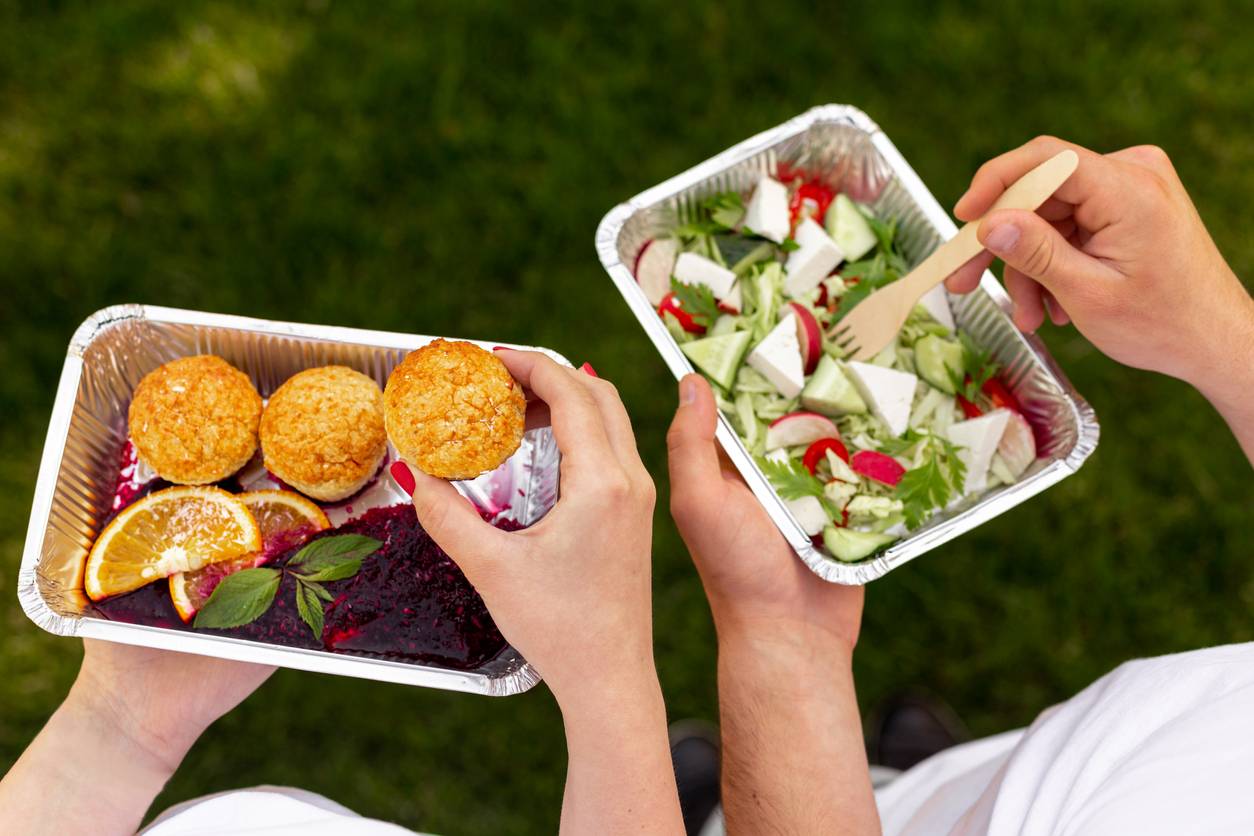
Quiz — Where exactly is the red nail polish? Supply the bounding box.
[579,362,598,377]
[390,461,415,496]
[492,346,511,352]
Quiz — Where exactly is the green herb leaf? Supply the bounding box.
[295,579,325,641]
[704,191,745,230]
[757,456,827,501]
[953,332,1000,400]
[286,534,382,572]
[779,237,800,252]
[309,582,335,602]
[294,558,363,583]
[193,568,281,630]
[669,278,721,328]
[892,433,968,528]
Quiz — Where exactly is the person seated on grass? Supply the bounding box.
[0,351,685,836]
[665,136,1254,836]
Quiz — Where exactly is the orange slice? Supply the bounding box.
[238,490,330,541]
[170,490,330,622]
[85,486,261,601]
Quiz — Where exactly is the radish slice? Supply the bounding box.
[764,412,841,451]
[851,450,906,487]
[998,411,1037,479]
[789,302,822,375]
[634,238,679,306]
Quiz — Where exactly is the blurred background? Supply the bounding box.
[1,1,1250,832]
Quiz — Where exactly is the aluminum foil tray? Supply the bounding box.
[595,104,1099,584]
[18,304,564,695]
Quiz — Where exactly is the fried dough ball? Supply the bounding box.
[128,355,262,485]
[260,366,388,502]
[383,340,526,480]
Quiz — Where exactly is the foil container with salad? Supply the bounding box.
[596,104,1099,584]
[18,305,562,695]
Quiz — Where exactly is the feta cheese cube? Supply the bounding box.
[794,217,837,252]
[743,176,790,243]
[945,409,1012,495]
[747,313,805,398]
[846,361,918,437]
[918,284,956,331]
[785,495,828,536]
[784,235,843,298]
[673,252,737,299]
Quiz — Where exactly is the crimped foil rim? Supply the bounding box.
[595,104,1100,585]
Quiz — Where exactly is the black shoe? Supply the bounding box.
[670,721,721,836]
[866,694,970,772]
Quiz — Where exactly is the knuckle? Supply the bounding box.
[601,473,633,502]
[1021,233,1056,277]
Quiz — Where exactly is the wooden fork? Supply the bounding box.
[830,149,1080,361]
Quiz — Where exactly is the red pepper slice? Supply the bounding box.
[657,292,706,335]
[789,181,836,226]
[956,394,983,419]
[803,437,850,475]
[982,377,1022,414]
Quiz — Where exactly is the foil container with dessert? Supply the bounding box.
[18,305,562,695]
[595,104,1099,584]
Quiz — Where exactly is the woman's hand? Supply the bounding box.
[393,350,682,835]
[947,136,1254,461]
[1,642,273,836]
[666,373,864,651]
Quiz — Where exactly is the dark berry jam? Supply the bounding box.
[94,473,516,669]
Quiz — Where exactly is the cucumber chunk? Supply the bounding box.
[800,355,868,416]
[681,330,753,390]
[914,335,965,394]
[825,194,878,261]
[822,527,897,562]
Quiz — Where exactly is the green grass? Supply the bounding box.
[1,1,1251,832]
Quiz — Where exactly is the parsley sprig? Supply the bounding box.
[669,277,721,328]
[881,430,968,528]
[673,191,745,239]
[951,332,1000,401]
[757,456,839,517]
[194,534,382,640]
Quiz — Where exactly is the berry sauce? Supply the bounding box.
[93,445,515,670]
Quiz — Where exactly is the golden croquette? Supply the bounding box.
[128,355,262,485]
[383,340,526,480]
[260,366,387,502]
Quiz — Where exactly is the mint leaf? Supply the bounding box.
[193,568,281,630]
[294,558,363,583]
[295,579,325,641]
[309,582,334,602]
[286,534,381,572]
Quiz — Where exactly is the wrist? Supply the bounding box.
[715,612,857,675]
[66,675,195,779]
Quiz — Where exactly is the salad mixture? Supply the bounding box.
[633,169,1039,562]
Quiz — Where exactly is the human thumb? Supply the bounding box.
[391,461,505,588]
[979,208,1112,301]
[666,375,721,494]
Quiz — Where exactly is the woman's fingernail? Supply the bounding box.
[984,223,1020,255]
[579,362,598,377]
[492,346,510,352]
[680,377,698,405]
[390,461,416,496]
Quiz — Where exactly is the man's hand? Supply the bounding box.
[397,350,682,835]
[946,136,1254,463]
[667,373,864,648]
[667,374,879,835]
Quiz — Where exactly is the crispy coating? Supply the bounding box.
[260,366,388,502]
[384,340,526,480]
[128,355,262,485]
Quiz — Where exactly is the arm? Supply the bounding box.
[399,351,683,836]
[945,136,1254,464]
[667,375,879,836]
[0,643,273,835]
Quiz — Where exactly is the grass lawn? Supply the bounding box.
[1,1,1251,832]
